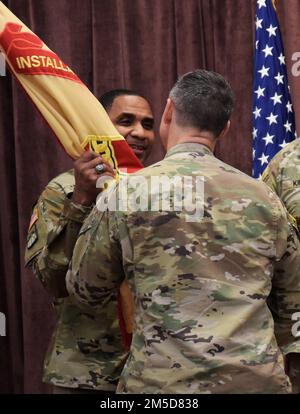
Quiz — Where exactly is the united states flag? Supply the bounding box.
[252,0,296,178]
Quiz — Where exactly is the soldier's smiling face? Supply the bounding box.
[107,95,155,164]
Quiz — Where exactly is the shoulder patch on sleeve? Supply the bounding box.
[27,224,38,249]
[28,207,39,231]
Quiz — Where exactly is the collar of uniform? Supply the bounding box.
[165,143,213,159]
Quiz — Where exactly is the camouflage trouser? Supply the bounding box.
[52,386,114,394]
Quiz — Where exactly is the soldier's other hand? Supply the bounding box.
[72,151,115,206]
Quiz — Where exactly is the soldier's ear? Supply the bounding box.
[218,121,230,140]
[161,98,173,126]
[159,99,174,150]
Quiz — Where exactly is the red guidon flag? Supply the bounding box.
[0,1,139,349]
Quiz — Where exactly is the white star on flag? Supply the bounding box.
[266,24,277,37]
[266,112,278,125]
[279,140,288,149]
[274,72,284,85]
[284,121,292,132]
[270,92,282,105]
[257,0,267,9]
[253,128,258,139]
[256,18,263,30]
[258,65,270,78]
[255,86,265,98]
[262,44,273,57]
[262,133,274,145]
[278,53,285,65]
[286,102,293,112]
[253,107,262,119]
[258,153,269,165]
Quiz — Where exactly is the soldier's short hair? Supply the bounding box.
[100,89,148,112]
[169,69,234,137]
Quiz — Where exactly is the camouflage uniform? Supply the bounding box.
[262,139,300,232]
[67,143,300,394]
[262,138,300,393]
[25,170,126,391]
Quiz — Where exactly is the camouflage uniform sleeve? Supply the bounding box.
[66,205,125,311]
[268,197,300,357]
[261,162,280,194]
[262,157,300,232]
[25,182,93,298]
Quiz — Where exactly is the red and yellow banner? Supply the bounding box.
[0,2,142,174]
